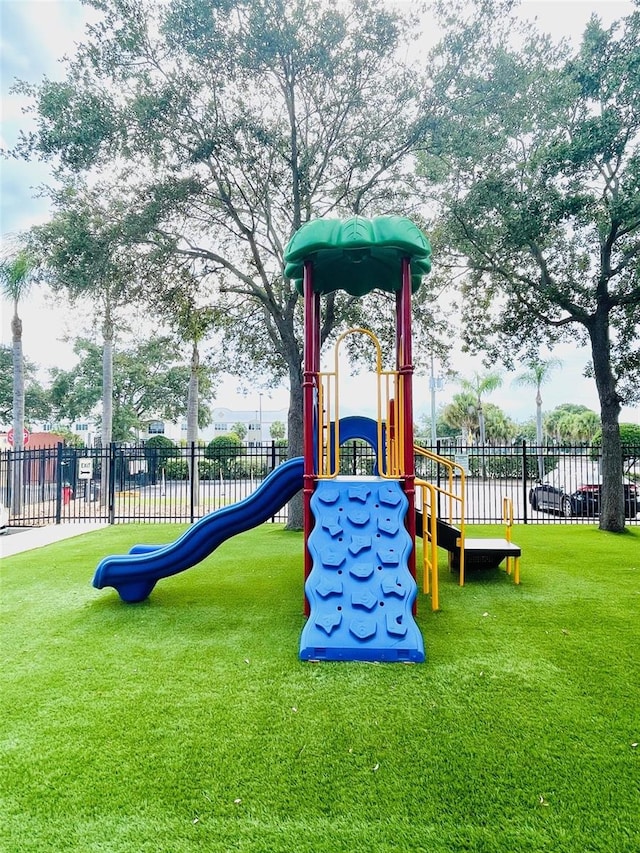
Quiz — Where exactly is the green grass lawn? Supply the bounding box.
[1,524,639,853]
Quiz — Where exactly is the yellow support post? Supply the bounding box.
[416,479,439,611]
[502,496,520,584]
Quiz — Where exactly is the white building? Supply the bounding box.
[37,418,100,447]
[139,406,289,445]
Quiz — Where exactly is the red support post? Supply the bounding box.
[397,258,417,585]
[302,261,318,615]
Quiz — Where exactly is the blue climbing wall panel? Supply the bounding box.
[300,478,425,662]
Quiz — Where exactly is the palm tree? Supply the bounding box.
[483,403,516,444]
[442,391,478,443]
[460,371,503,445]
[181,306,217,511]
[163,269,220,510]
[0,245,36,515]
[31,184,144,506]
[513,358,562,479]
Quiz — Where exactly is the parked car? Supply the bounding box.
[529,468,639,519]
[0,504,8,533]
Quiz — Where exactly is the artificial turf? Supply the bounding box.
[1,523,638,852]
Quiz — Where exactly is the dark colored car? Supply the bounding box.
[529,472,638,519]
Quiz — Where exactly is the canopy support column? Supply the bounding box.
[397,258,417,585]
[303,261,320,615]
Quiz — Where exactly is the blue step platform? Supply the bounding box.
[300,478,425,663]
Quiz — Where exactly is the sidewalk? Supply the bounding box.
[0,522,110,559]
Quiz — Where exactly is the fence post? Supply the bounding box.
[270,441,276,472]
[1,449,9,512]
[108,444,116,525]
[522,440,528,524]
[190,441,196,525]
[55,442,64,525]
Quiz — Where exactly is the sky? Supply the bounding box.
[1,0,638,427]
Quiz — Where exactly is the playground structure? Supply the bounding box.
[93,215,521,662]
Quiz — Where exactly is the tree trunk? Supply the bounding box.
[10,306,24,516]
[286,361,304,530]
[101,309,114,508]
[478,404,486,445]
[589,314,624,532]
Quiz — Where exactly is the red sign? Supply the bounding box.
[7,428,29,447]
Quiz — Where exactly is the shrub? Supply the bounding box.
[144,435,178,483]
[205,435,244,477]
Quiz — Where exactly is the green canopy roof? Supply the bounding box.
[284,215,432,297]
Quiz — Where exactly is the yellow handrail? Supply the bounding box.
[502,496,520,584]
[316,328,401,479]
[414,446,467,586]
[415,478,439,610]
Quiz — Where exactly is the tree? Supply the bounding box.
[512,418,538,444]
[0,244,37,513]
[545,404,599,444]
[270,421,286,441]
[441,392,478,442]
[592,423,640,476]
[14,0,441,527]
[415,407,459,446]
[513,358,562,477]
[144,435,178,485]
[459,371,503,444]
[232,423,248,442]
[159,274,221,508]
[30,180,146,512]
[0,345,51,426]
[482,403,516,444]
[430,2,640,531]
[205,434,243,478]
[50,337,211,441]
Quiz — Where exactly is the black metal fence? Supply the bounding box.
[1,441,638,527]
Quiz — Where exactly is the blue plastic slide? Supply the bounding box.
[93,457,304,603]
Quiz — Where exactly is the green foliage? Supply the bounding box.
[12,0,446,479]
[482,403,517,443]
[592,422,640,450]
[163,457,218,481]
[231,422,247,441]
[269,420,286,441]
[338,439,376,476]
[0,246,37,303]
[204,434,244,477]
[430,2,640,527]
[28,80,121,171]
[442,391,478,437]
[49,336,211,441]
[0,345,51,424]
[50,426,85,448]
[591,423,640,470]
[30,185,140,304]
[144,435,178,479]
[512,418,537,443]
[145,435,176,451]
[466,451,557,480]
[512,359,563,394]
[440,391,514,443]
[545,404,600,443]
